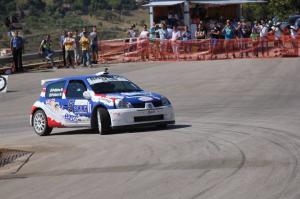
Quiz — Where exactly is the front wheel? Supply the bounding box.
[96,107,111,135]
[33,110,53,136]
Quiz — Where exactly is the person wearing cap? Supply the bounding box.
[10,31,24,73]
[79,31,91,67]
[63,31,76,68]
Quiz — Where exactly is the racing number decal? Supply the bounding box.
[0,75,7,92]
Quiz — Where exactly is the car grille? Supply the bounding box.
[134,115,164,122]
[132,101,162,108]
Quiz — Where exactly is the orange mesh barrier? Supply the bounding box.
[99,36,300,63]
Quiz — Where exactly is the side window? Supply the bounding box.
[46,81,65,99]
[66,80,87,99]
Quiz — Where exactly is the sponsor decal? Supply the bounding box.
[47,117,63,127]
[48,88,63,98]
[64,113,78,122]
[0,75,8,93]
[87,76,127,85]
[145,102,154,109]
[138,97,153,102]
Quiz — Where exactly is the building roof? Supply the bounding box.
[146,0,266,5]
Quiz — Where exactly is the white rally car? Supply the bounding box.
[30,70,175,135]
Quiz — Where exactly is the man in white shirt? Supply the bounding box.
[139,25,150,60]
[259,20,269,56]
[171,25,181,60]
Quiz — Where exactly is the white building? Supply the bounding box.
[144,0,266,26]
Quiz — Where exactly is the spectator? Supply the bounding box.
[156,23,168,59]
[90,26,99,64]
[59,31,67,67]
[39,34,55,69]
[195,23,207,40]
[63,32,76,68]
[182,25,192,53]
[139,24,150,61]
[290,25,299,55]
[210,24,221,59]
[74,29,81,65]
[272,22,283,48]
[222,20,235,58]
[149,22,156,42]
[167,25,173,39]
[171,25,181,60]
[236,19,250,57]
[259,20,269,56]
[127,24,137,52]
[139,24,149,39]
[80,27,88,37]
[79,31,91,67]
[10,31,24,73]
[250,21,260,57]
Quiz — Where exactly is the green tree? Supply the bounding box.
[244,0,300,20]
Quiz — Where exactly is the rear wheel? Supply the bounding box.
[33,110,53,136]
[96,107,111,135]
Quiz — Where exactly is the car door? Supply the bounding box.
[61,79,92,126]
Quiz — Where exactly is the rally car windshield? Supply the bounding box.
[90,81,143,94]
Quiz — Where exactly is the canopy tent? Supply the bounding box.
[190,0,266,5]
[143,1,184,7]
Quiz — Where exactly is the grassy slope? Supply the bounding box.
[0,8,149,52]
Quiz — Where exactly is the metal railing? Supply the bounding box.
[0,50,63,70]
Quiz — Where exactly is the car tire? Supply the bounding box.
[96,107,111,135]
[33,110,53,136]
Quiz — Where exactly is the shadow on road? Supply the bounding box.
[50,124,192,136]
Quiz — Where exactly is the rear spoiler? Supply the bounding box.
[41,78,61,86]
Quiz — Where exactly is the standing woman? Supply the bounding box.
[195,23,206,40]
[195,23,207,53]
[10,31,24,73]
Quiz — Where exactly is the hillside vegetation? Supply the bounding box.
[0,0,148,51]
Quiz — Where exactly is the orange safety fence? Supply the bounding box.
[98,36,300,64]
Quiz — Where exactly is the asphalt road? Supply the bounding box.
[1,59,300,199]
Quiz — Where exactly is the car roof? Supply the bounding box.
[44,73,129,87]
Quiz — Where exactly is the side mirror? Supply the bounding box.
[83,91,92,100]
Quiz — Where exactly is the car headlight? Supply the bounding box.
[161,96,171,106]
[115,99,133,109]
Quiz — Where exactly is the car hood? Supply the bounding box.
[103,91,162,103]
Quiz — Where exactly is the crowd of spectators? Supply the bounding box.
[126,18,299,60]
[9,26,99,73]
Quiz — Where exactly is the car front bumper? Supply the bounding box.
[108,105,175,128]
